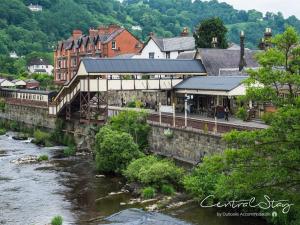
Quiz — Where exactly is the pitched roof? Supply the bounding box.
[113,53,136,59]
[28,58,50,66]
[81,58,206,74]
[174,76,248,91]
[152,36,195,52]
[197,48,260,76]
[176,50,197,59]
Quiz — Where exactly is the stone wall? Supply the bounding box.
[108,90,168,107]
[0,102,56,129]
[148,123,226,164]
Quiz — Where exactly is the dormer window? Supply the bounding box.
[112,40,116,50]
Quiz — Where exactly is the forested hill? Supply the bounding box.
[1,0,300,56]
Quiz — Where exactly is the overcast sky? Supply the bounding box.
[219,0,300,18]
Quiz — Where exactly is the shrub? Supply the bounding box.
[63,145,76,157]
[51,215,63,225]
[161,184,175,196]
[95,126,144,173]
[261,112,274,125]
[0,98,5,112]
[127,101,136,108]
[109,110,151,150]
[38,155,49,161]
[124,155,184,187]
[33,129,52,146]
[0,128,6,135]
[142,187,156,199]
[236,107,248,121]
[10,121,19,131]
[163,128,173,139]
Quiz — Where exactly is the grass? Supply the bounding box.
[0,128,6,135]
[51,215,63,225]
[142,187,156,199]
[37,154,49,162]
[161,184,175,196]
[63,145,76,157]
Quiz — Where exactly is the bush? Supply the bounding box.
[161,184,175,196]
[95,126,144,173]
[261,112,274,125]
[51,215,63,225]
[124,155,184,187]
[0,98,5,112]
[236,107,248,121]
[142,187,156,199]
[38,154,49,161]
[63,145,76,157]
[109,110,151,150]
[127,101,136,108]
[33,129,52,146]
[0,128,6,135]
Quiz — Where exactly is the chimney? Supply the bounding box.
[108,24,121,33]
[149,32,155,37]
[264,27,272,49]
[181,27,189,37]
[72,30,83,39]
[89,28,98,37]
[98,26,108,35]
[239,31,247,71]
[211,37,218,48]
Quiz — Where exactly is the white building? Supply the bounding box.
[135,28,195,59]
[28,58,53,75]
[28,4,43,12]
[0,79,15,88]
[9,51,19,59]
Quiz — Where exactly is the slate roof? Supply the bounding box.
[28,58,50,66]
[152,36,195,52]
[197,48,260,76]
[81,58,206,74]
[113,53,136,59]
[176,50,197,59]
[174,76,248,91]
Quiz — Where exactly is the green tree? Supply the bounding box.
[184,27,300,225]
[108,110,151,151]
[95,126,143,173]
[194,17,228,49]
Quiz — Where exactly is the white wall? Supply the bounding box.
[28,65,54,75]
[134,39,165,59]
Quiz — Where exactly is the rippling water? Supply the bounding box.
[0,133,268,225]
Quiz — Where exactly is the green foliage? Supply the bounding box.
[236,107,248,121]
[0,98,6,112]
[51,216,63,225]
[261,112,275,125]
[63,145,76,157]
[33,129,52,146]
[161,184,175,196]
[194,17,228,49]
[163,128,173,139]
[108,110,151,151]
[124,155,184,187]
[38,154,49,161]
[142,187,156,199]
[95,126,143,174]
[0,128,7,135]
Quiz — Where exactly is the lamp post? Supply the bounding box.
[184,91,188,127]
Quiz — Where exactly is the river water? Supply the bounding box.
[0,133,268,225]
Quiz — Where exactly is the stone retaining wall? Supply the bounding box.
[0,102,56,129]
[148,123,226,164]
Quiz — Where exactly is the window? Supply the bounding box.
[149,52,155,59]
[166,52,170,59]
[112,41,116,50]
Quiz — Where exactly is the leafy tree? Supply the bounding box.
[184,27,300,225]
[108,110,151,151]
[194,17,228,49]
[95,126,143,173]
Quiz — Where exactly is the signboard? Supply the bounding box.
[160,105,174,113]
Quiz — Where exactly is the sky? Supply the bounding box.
[219,0,300,18]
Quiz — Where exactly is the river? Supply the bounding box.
[0,133,268,225]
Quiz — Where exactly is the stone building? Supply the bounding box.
[54,24,143,85]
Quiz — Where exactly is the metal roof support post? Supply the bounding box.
[184,91,188,127]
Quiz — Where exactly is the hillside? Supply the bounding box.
[1,0,300,57]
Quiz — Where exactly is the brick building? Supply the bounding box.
[54,24,143,85]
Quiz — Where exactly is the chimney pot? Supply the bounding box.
[72,30,83,39]
[181,27,189,37]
